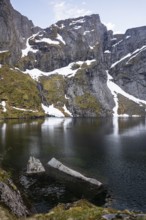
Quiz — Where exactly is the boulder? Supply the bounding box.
[27,156,45,174]
[47,158,106,201]
[0,169,28,217]
[48,158,102,186]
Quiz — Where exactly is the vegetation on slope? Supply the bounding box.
[118,94,146,116]
[0,66,44,119]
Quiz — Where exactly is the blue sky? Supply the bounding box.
[11,0,146,33]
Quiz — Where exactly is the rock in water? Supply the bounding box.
[27,156,45,174]
[47,158,105,201]
[48,158,102,187]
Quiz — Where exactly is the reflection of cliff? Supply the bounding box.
[112,117,146,136]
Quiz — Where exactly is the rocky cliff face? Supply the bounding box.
[0,0,40,65]
[0,0,146,118]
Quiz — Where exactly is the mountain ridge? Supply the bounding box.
[0,0,146,118]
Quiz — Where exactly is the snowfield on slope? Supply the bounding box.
[24,59,96,81]
[107,71,146,117]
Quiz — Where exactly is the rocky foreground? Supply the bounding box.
[1,199,146,220]
[0,161,145,220]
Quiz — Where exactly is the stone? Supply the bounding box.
[0,169,28,217]
[48,157,102,187]
[27,156,45,174]
[47,158,106,201]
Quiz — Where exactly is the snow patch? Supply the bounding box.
[111,53,131,68]
[35,37,59,45]
[23,68,44,81]
[41,104,65,117]
[111,38,117,41]
[65,94,70,100]
[69,19,85,26]
[112,40,123,47]
[89,46,94,50]
[0,50,9,54]
[73,26,82,30]
[106,71,146,117]
[13,107,38,113]
[83,29,94,35]
[21,33,39,57]
[56,34,66,45]
[59,24,65,29]
[0,101,7,112]
[24,59,96,81]
[126,45,146,64]
[125,35,131,39]
[63,105,73,117]
[104,50,111,54]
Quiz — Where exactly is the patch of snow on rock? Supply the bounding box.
[63,105,73,117]
[104,50,111,54]
[0,101,7,112]
[111,53,131,68]
[35,37,59,45]
[125,35,131,39]
[107,71,146,116]
[56,34,66,45]
[41,104,65,117]
[13,107,38,113]
[112,40,123,47]
[65,94,70,100]
[21,33,39,57]
[23,68,45,81]
[0,50,9,54]
[126,45,146,64]
[24,59,96,80]
[73,26,82,30]
[69,19,85,26]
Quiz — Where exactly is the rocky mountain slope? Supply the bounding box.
[0,0,146,118]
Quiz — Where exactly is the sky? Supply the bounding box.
[11,0,146,33]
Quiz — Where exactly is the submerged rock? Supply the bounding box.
[27,156,45,174]
[48,157,102,186]
[47,158,105,201]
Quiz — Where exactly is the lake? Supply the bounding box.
[0,117,146,213]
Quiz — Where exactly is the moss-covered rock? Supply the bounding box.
[0,51,11,64]
[118,94,146,116]
[0,66,44,119]
[40,74,66,108]
[0,168,28,218]
[75,93,101,116]
[26,199,141,220]
[0,206,16,220]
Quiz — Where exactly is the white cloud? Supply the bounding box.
[104,22,115,31]
[104,22,122,34]
[50,0,92,22]
[82,1,87,5]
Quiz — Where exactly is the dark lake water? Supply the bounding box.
[1,117,146,213]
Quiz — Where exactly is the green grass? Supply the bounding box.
[118,94,146,116]
[40,74,66,107]
[75,93,101,115]
[27,199,135,220]
[0,66,44,119]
